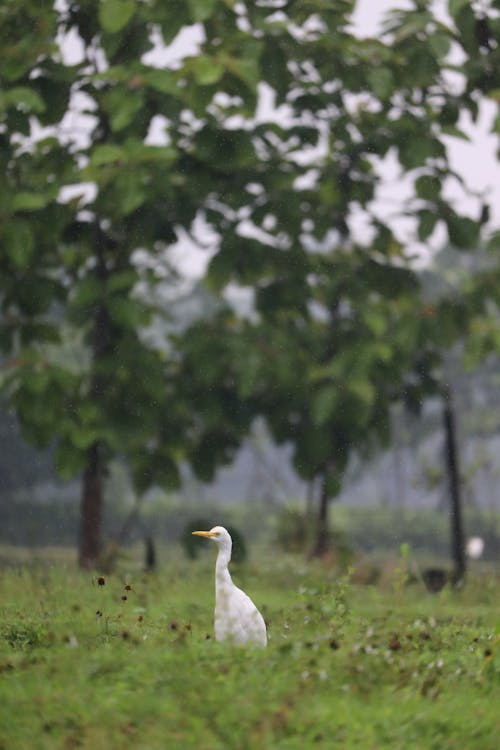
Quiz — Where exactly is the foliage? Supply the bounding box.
[175,0,500,529]
[0,619,47,650]
[441,1,500,365]
[0,561,498,749]
[2,0,500,563]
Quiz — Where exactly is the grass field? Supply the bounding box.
[0,547,498,750]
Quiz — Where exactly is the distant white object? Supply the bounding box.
[466,536,485,560]
[192,526,267,647]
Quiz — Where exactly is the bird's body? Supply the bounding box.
[192,526,267,647]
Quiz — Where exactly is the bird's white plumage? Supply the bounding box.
[192,526,267,647]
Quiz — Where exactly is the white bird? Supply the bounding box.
[192,526,267,647]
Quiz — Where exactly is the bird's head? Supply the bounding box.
[192,526,232,555]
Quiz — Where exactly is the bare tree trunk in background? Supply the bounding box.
[310,473,330,558]
[144,536,156,572]
[391,406,406,507]
[443,388,466,585]
[79,441,103,568]
[305,477,316,518]
[98,496,146,574]
[78,239,113,569]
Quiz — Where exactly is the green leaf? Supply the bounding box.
[228,55,260,89]
[222,40,263,89]
[55,440,87,479]
[261,42,289,102]
[158,6,187,45]
[390,15,430,43]
[429,32,451,58]
[114,170,148,215]
[188,0,217,23]
[453,5,478,52]
[208,250,234,290]
[103,88,143,132]
[99,0,136,33]
[17,278,60,316]
[312,386,339,427]
[367,67,394,99]
[446,214,480,249]
[448,0,469,19]
[22,368,50,394]
[4,87,45,114]
[90,144,125,166]
[191,56,225,86]
[398,136,442,170]
[418,210,438,241]
[440,101,459,126]
[348,379,375,409]
[11,192,51,211]
[362,309,388,337]
[415,175,441,201]
[324,471,342,498]
[107,297,146,327]
[107,269,138,293]
[195,127,255,169]
[70,279,104,310]
[4,221,35,268]
[441,125,469,141]
[143,69,179,94]
[130,144,177,164]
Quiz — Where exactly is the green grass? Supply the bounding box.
[0,550,498,750]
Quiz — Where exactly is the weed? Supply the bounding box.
[1,620,47,650]
[0,559,498,749]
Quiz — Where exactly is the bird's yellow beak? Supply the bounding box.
[192,530,215,538]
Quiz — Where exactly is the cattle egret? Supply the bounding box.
[466,536,484,559]
[192,526,267,647]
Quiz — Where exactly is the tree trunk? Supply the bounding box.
[443,388,466,585]
[99,495,146,573]
[310,473,330,557]
[78,441,103,568]
[78,237,112,569]
[305,477,316,518]
[144,536,156,572]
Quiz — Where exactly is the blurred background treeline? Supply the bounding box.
[1,371,499,565]
[1,0,500,573]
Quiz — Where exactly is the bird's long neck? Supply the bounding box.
[215,546,232,589]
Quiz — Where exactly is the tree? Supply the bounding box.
[177,0,500,555]
[3,0,373,566]
[0,0,281,566]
